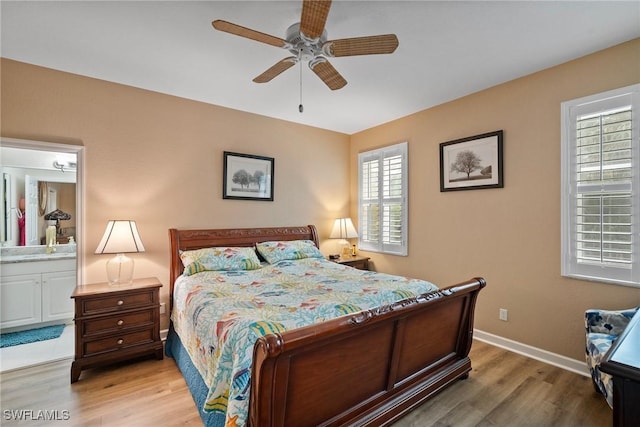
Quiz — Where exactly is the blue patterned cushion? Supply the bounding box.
[180,247,261,276]
[256,240,324,264]
[586,309,637,335]
[585,307,638,408]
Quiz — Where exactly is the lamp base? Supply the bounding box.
[341,242,352,257]
[106,253,134,285]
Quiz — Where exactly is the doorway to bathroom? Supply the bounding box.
[0,137,84,372]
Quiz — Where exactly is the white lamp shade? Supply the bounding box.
[329,218,358,239]
[95,220,145,254]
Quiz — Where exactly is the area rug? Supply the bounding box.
[0,324,66,348]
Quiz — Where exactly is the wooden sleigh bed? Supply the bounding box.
[167,225,486,427]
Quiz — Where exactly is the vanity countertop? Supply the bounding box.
[1,252,76,263]
[0,246,77,264]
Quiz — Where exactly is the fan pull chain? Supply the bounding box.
[298,59,304,113]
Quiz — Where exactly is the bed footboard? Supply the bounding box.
[250,277,486,427]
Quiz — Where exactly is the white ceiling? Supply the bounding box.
[2,1,639,134]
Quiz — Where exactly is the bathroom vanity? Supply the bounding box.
[1,247,76,330]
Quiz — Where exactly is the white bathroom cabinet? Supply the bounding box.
[1,258,76,329]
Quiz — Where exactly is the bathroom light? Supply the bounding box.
[53,160,77,172]
[95,220,145,285]
[329,218,358,256]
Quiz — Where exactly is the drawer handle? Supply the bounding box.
[117,300,124,306]
[117,320,124,326]
[117,339,124,345]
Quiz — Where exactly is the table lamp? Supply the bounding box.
[95,220,145,285]
[329,218,358,257]
[44,209,72,237]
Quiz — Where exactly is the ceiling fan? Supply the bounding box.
[212,0,399,92]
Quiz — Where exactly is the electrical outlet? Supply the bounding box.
[160,302,166,315]
[499,308,508,321]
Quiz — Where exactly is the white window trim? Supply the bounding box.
[358,142,408,256]
[561,83,640,288]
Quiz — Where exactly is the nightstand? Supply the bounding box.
[70,277,163,383]
[334,255,370,270]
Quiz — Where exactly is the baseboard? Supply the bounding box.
[160,328,169,342]
[473,329,589,377]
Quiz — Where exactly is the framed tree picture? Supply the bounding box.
[223,151,274,201]
[439,130,504,192]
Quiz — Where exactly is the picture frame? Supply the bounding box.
[223,151,274,201]
[439,130,503,192]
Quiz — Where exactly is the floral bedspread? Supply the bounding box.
[171,257,438,427]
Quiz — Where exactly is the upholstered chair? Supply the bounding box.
[585,307,639,407]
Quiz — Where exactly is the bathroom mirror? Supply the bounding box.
[1,145,77,247]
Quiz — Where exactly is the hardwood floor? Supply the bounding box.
[394,341,611,427]
[0,340,610,426]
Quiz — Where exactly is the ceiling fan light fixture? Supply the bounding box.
[212,0,398,91]
[286,23,326,60]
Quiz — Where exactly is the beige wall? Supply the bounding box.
[1,58,351,328]
[350,38,640,361]
[2,39,639,361]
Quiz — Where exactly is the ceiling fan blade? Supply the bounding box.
[253,57,298,83]
[323,34,399,57]
[309,57,347,90]
[212,20,287,48]
[300,0,332,41]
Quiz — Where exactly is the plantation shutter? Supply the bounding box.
[562,84,640,286]
[360,157,380,245]
[358,142,408,255]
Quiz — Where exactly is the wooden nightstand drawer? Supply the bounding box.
[83,327,156,357]
[81,309,155,337]
[80,290,155,316]
[334,255,370,270]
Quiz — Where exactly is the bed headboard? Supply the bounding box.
[168,225,319,301]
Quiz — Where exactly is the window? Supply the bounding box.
[358,142,408,255]
[561,84,640,287]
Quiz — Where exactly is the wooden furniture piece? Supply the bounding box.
[600,309,640,427]
[168,225,486,426]
[333,254,370,270]
[70,277,163,383]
